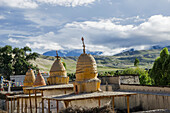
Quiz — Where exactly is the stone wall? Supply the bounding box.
[101,84,170,111]
[99,75,140,85]
[120,85,170,94]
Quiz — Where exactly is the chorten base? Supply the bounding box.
[47,76,69,85]
[73,78,101,94]
[23,86,34,94]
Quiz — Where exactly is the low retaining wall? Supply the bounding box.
[101,84,170,111]
[99,75,140,85]
[120,85,170,94]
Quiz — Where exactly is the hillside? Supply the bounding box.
[30,48,164,74]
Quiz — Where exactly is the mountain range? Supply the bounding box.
[43,45,165,57]
[43,49,103,57]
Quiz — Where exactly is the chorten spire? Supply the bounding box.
[81,37,85,54]
[55,50,60,59]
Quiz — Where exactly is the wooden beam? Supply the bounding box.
[112,96,114,113]
[98,98,101,107]
[29,90,32,113]
[41,91,44,113]
[127,96,130,113]
[21,98,23,113]
[64,101,70,108]
[56,100,59,113]
[25,98,27,113]
[17,98,19,113]
[14,98,15,108]
[48,99,50,113]
[11,98,12,113]
[7,98,9,113]
[35,90,37,113]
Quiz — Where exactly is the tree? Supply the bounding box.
[134,58,139,67]
[149,47,170,85]
[0,45,38,80]
[0,45,13,80]
[13,46,39,75]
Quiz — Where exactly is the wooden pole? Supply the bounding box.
[64,101,69,108]
[41,91,44,113]
[21,98,23,113]
[112,96,114,113]
[35,90,37,113]
[48,99,50,113]
[17,98,19,113]
[29,90,32,113]
[98,98,101,107]
[25,98,27,113]
[7,98,9,113]
[14,98,15,108]
[127,96,130,113]
[56,100,59,113]
[11,98,12,113]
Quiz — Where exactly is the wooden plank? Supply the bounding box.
[43,92,136,101]
[48,99,50,113]
[41,91,44,113]
[25,99,27,113]
[25,84,73,90]
[98,98,100,107]
[11,98,12,113]
[7,98,9,113]
[14,98,15,108]
[64,101,70,108]
[56,100,59,113]
[127,96,130,113]
[17,98,19,113]
[35,90,37,113]
[21,98,23,113]
[112,96,114,113]
[29,90,32,113]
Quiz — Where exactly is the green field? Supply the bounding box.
[29,48,165,74]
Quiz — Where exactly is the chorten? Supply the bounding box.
[47,51,69,85]
[73,37,101,94]
[23,67,36,93]
[33,68,46,87]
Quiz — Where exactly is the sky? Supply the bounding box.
[1,0,170,55]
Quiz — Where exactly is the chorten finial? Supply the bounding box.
[81,37,85,54]
[55,50,60,59]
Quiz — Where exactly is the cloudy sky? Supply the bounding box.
[1,0,170,55]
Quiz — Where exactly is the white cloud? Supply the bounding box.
[3,15,170,55]
[0,0,38,9]
[24,11,66,26]
[37,0,96,7]
[0,15,5,19]
[0,0,96,8]
[26,42,63,50]
[8,38,19,44]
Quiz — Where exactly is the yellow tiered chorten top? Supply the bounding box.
[76,53,98,81]
[50,52,67,77]
[73,37,101,94]
[23,67,36,93]
[47,51,69,85]
[33,69,46,87]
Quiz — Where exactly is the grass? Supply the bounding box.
[29,48,164,74]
